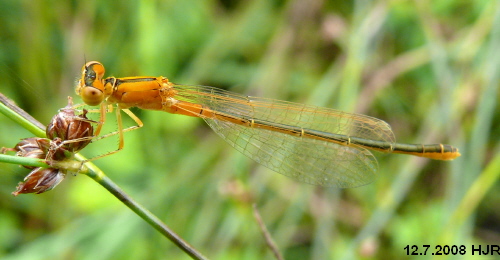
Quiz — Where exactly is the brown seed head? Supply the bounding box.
[7,137,48,169]
[12,167,65,196]
[46,97,94,153]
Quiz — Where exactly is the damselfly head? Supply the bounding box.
[76,61,106,106]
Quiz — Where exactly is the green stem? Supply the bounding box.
[0,154,49,168]
[0,93,46,137]
[79,154,208,260]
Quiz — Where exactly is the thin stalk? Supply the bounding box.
[0,154,48,168]
[80,155,208,260]
[0,93,46,137]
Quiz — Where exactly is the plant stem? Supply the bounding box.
[0,154,48,168]
[0,93,46,137]
[80,154,208,260]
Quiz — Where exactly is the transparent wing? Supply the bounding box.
[203,117,377,187]
[173,85,396,143]
[173,84,385,187]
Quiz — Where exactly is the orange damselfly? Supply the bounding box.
[76,61,460,188]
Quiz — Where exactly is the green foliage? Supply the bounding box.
[0,0,498,259]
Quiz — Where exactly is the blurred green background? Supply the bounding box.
[0,0,498,259]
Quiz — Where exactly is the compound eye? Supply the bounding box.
[82,61,105,79]
[90,62,105,78]
[80,87,104,106]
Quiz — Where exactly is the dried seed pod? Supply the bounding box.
[46,97,94,153]
[6,96,95,196]
[12,167,65,196]
[2,137,51,169]
[11,138,46,169]
[13,138,43,157]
